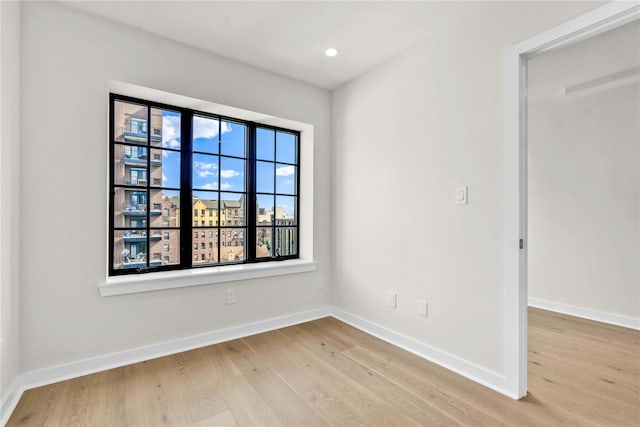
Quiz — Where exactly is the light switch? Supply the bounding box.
[456,186,468,205]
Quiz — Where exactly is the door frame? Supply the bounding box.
[503,1,640,399]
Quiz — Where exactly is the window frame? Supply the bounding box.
[109,93,300,277]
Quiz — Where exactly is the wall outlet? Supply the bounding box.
[388,292,398,308]
[226,288,236,305]
[418,300,428,317]
[456,186,468,205]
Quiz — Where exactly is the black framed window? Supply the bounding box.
[109,94,300,276]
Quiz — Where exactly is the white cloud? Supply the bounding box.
[200,181,231,190]
[193,160,217,178]
[220,169,240,178]
[162,115,181,148]
[284,179,294,185]
[201,182,218,190]
[276,165,295,176]
[194,161,217,170]
[193,116,232,140]
[162,174,168,182]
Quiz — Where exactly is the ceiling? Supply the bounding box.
[61,1,601,90]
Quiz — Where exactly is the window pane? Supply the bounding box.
[220,157,245,192]
[193,115,219,154]
[256,194,274,225]
[275,164,296,195]
[276,131,297,164]
[193,153,219,190]
[150,229,180,266]
[275,227,297,257]
[114,101,147,144]
[275,196,296,225]
[150,189,179,227]
[151,149,180,189]
[256,227,272,258]
[113,188,147,228]
[193,191,219,226]
[192,229,218,266]
[221,193,245,226]
[114,144,147,186]
[256,161,274,193]
[256,127,275,160]
[220,228,245,263]
[113,230,148,271]
[220,121,246,158]
[151,108,181,149]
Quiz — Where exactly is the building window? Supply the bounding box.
[109,94,300,276]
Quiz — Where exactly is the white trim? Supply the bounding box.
[99,259,317,296]
[529,298,640,331]
[504,1,640,400]
[0,306,332,424]
[331,308,519,400]
[1,377,21,427]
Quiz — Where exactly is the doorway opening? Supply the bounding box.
[504,2,640,399]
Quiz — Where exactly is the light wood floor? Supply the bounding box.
[8,308,640,426]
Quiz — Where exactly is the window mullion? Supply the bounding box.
[217,117,221,264]
[247,124,257,261]
[145,105,151,269]
[180,109,193,268]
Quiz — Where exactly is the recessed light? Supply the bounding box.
[325,48,338,57]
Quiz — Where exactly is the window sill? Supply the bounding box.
[98,259,317,296]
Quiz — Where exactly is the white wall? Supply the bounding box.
[19,1,331,372]
[1,0,22,408]
[528,21,640,322]
[332,1,601,380]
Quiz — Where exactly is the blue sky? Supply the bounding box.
[159,111,297,216]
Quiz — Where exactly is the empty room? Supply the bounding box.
[1,1,638,426]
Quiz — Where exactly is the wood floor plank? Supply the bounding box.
[7,308,640,426]
[278,323,459,426]
[168,348,231,423]
[193,409,238,427]
[343,346,508,427]
[218,338,329,426]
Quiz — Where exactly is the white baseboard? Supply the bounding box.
[330,307,518,400]
[1,306,332,426]
[1,377,22,427]
[528,298,640,330]
[2,304,525,425]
